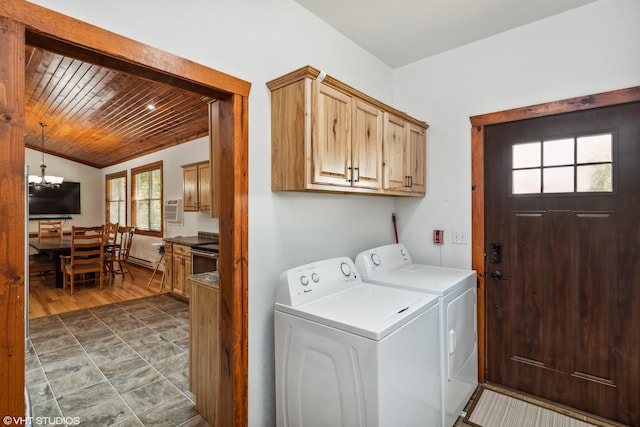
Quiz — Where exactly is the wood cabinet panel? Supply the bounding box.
[190,280,219,424]
[382,113,426,195]
[383,113,409,192]
[268,66,426,197]
[312,82,352,186]
[183,166,198,210]
[408,123,426,194]
[167,243,191,299]
[164,242,173,290]
[198,163,211,211]
[352,98,383,189]
[183,161,210,212]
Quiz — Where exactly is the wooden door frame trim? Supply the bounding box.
[0,2,250,425]
[470,86,640,383]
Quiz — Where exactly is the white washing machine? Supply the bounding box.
[274,257,441,427]
[355,244,477,427]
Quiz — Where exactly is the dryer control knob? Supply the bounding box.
[299,275,309,286]
[371,253,381,266]
[400,247,407,256]
[311,272,320,283]
[339,262,352,277]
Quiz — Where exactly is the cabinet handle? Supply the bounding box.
[405,176,410,188]
[347,166,352,183]
[353,167,360,182]
[409,175,413,188]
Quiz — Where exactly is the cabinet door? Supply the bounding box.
[198,163,211,212]
[408,124,426,194]
[351,99,383,190]
[172,255,185,296]
[183,256,192,298]
[190,281,219,422]
[172,244,191,298]
[183,165,198,211]
[311,81,352,186]
[383,113,410,192]
[164,243,173,289]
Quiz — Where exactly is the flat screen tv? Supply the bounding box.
[29,181,81,215]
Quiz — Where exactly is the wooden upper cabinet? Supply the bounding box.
[183,161,210,212]
[351,98,384,190]
[383,113,426,195]
[312,82,353,187]
[383,113,410,192]
[198,163,211,210]
[267,66,426,196]
[407,123,426,194]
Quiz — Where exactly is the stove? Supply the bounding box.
[197,231,219,242]
[193,243,219,253]
[191,232,219,274]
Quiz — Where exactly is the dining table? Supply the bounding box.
[29,236,119,288]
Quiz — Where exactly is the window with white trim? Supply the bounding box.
[131,161,163,236]
[105,171,127,225]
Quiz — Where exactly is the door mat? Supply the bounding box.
[464,388,601,427]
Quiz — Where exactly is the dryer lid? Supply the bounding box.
[276,283,437,340]
[370,265,476,297]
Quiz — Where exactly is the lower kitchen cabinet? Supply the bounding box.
[189,278,220,425]
[164,242,191,299]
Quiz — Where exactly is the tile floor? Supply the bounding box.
[26,294,211,427]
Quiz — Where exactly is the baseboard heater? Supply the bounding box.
[127,256,155,269]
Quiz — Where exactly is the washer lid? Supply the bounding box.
[276,282,437,340]
[369,265,476,297]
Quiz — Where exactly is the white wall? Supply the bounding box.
[25,0,640,425]
[393,0,640,269]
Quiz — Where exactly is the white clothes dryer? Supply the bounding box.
[275,257,441,427]
[355,244,477,427]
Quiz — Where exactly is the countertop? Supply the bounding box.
[163,235,218,246]
[187,271,219,288]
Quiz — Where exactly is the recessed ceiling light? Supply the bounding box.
[147,104,156,110]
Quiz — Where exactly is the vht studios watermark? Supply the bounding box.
[3,416,80,426]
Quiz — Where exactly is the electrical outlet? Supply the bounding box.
[452,230,468,245]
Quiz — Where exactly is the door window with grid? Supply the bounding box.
[131,161,163,236]
[512,133,613,195]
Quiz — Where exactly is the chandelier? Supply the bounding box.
[28,122,64,189]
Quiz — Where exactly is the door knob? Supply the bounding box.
[491,270,502,280]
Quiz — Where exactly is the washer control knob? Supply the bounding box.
[370,253,381,266]
[339,261,352,277]
[299,275,309,286]
[400,247,407,256]
[311,272,320,283]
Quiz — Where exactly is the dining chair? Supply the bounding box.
[60,225,105,295]
[29,220,63,278]
[38,220,63,238]
[109,226,135,281]
[104,222,119,275]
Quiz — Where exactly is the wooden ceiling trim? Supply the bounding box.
[20,27,250,98]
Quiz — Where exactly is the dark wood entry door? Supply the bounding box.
[484,102,640,426]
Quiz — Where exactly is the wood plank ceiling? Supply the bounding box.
[24,45,214,169]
